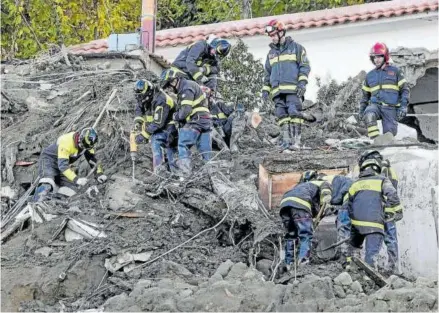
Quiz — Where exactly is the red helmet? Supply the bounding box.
[369,42,389,63]
[265,19,286,37]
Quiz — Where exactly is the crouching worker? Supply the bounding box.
[133,79,178,173]
[344,157,401,269]
[161,69,212,177]
[33,127,107,201]
[279,171,332,268]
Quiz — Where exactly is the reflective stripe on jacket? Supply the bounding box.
[263,37,310,99]
[172,40,219,83]
[146,89,176,134]
[360,64,410,109]
[345,168,401,235]
[41,132,103,183]
[175,79,210,123]
[280,180,332,216]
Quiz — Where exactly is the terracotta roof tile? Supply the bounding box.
[156,0,438,47]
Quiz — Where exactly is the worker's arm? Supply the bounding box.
[262,55,272,94]
[297,43,311,85]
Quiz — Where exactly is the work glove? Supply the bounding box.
[396,107,407,121]
[86,185,99,199]
[199,76,209,84]
[262,91,269,101]
[135,134,147,144]
[76,177,88,187]
[134,121,142,131]
[96,174,107,184]
[322,194,332,206]
[296,84,306,98]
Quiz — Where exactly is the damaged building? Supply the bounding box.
[1,0,438,312]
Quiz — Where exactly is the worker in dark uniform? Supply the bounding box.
[314,172,353,260]
[133,79,178,172]
[262,19,311,151]
[161,69,212,176]
[208,92,235,150]
[279,172,332,267]
[357,149,403,272]
[344,157,401,268]
[170,36,231,92]
[359,42,410,140]
[33,127,106,201]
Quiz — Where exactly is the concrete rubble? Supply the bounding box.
[1,50,437,312]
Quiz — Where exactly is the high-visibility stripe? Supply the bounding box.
[310,181,324,187]
[269,54,297,66]
[134,116,145,123]
[363,83,400,93]
[186,107,210,121]
[398,78,406,86]
[385,205,402,213]
[343,193,349,203]
[193,71,203,80]
[280,196,311,209]
[165,94,174,109]
[349,179,382,195]
[290,118,304,124]
[262,85,271,92]
[271,84,297,95]
[277,117,290,126]
[217,112,227,119]
[62,168,77,182]
[389,168,399,181]
[381,84,399,91]
[362,84,371,92]
[170,66,186,75]
[204,64,211,75]
[351,219,384,230]
[369,85,380,92]
[368,125,380,137]
[298,75,308,82]
[181,94,206,107]
[146,115,154,122]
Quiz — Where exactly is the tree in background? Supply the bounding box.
[1,0,387,59]
[218,39,267,111]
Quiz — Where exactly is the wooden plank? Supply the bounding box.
[352,256,387,287]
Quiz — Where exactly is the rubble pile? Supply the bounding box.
[1,55,437,312]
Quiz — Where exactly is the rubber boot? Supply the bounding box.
[32,183,52,202]
[175,158,192,178]
[289,123,295,147]
[279,123,290,151]
[212,127,229,151]
[290,124,301,151]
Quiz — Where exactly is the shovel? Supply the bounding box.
[316,237,350,260]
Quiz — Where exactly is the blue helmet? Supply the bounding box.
[134,79,154,99]
[299,170,317,183]
[79,127,98,150]
[210,38,231,58]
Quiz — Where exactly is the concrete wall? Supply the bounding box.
[379,147,438,278]
[156,12,438,102]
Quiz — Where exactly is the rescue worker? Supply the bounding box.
[359,42,410,140]
[169,35,231,92]
[133,79,178,172]
[262,19,311,151]
[161,69,212,176]
[209,92,235,150]
[358,149,403,272]
[33,127,107,201]
[344,157,402,268]
[314,172,353,260]
[279,173,332,267]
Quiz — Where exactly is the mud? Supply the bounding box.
[1,53,437,312]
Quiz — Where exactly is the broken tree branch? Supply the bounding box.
[92,88,117,129]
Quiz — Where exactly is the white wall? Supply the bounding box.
[156,13,438,102]
[379,147,438,278]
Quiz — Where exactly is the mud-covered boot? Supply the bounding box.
[229,120,245,154]
[212,127,229,151]
[174,158,192,179]
[290,124,302,150]
[279,123,290,151]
